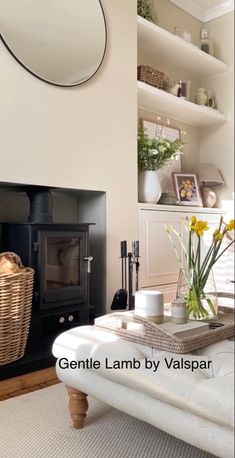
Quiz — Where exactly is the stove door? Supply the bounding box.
[38,230,88,308]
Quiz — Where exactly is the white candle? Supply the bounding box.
[171,299,187,324]
[135,290,164,323]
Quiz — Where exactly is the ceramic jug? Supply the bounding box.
[195,88,208,105]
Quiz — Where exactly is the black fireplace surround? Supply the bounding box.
[1,187,94,379]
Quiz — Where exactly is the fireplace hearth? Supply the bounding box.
[0,186,96,379]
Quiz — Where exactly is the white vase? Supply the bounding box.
[195,88,208,105]
[138,171,162,204]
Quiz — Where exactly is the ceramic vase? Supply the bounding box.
[138,171,162,204]
[195,88,208,105]
[201,187,217,208]
[207,90,215,108]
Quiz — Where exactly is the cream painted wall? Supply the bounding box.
[200,11,234,212]
[155,0,201,45]
[0,0,138,309]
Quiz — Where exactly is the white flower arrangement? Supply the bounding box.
[138,126,184,172]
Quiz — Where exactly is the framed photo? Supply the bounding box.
[140,119,181,142]
[172,173,202,206]
[140,119,181,193]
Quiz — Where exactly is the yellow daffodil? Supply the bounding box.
[168,215,235,320]
[215,233,223,241]
[166,215,235,320]
[226,219,235,231]
[193,220,209,237]
[189,216,197,231]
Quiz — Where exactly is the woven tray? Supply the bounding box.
[95,307,234,354]
[137,65,164,90]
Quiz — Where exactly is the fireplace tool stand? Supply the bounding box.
[111,240,140,311]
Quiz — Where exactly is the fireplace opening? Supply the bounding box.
[0,183,106,379]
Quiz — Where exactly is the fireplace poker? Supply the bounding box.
[133,241,140,292]
[127,251,134,310]
[111,240,127,310]
[121,240,127,290]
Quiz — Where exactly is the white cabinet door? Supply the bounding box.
[139,208,226,290]
[139,210,182,288]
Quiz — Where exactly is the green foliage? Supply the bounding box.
[137,0,158,24]
[138,126,183,172]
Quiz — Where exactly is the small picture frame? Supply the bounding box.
[172,173,202,206]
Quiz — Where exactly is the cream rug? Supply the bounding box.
[0,383,216,458]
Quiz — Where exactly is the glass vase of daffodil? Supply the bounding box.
[166,216,235,320]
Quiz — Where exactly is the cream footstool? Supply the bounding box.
[52,325,234,458]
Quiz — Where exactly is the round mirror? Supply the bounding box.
[0,0,107,86]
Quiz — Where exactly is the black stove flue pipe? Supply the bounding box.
[26,187,53,223]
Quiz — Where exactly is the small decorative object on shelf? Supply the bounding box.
[182,30,192,43]
[137,0,158,24]
[200,28,213,56]
[163,75,174,92]
[166,216,235,320]
[171,298,187,324]
[138,65,164,90]
[167,80,191,100]
[207,90,215,109]
[168,82,181,96]
[195,88,208,105]
[173,26,183,38]
[158,192,178,205]
[138,126,183,203]
[194,163,224,208]
[172,172,202,206]
[173,27,191,43]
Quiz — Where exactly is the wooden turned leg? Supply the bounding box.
[66,385,88,429]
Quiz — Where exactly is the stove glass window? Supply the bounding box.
[46,237,80,289]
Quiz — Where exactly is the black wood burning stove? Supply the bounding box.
[3,224,92,311]
[1,187,94,378]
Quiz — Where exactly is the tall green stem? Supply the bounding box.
[214,240,235,263]
[188,231,192,270]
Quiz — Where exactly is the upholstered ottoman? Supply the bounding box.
[52,325,234,458]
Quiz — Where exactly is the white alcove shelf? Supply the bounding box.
[138,81,227,127]
[138,16,229,78]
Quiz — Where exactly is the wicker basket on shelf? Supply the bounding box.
[138,65,165,90]
[0,266,34,366]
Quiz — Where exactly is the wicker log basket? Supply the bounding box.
[0,252,34,366]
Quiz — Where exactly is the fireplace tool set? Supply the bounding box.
[111,240,140,311]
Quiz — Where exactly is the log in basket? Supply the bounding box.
[0,267,34,366]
